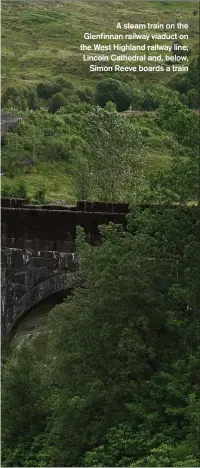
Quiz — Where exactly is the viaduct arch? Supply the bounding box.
[1,198,128,336]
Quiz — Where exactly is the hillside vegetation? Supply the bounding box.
[1,95,199,204]
[1,1,200,467]
[2,1,199,202]
[2,0,199,91]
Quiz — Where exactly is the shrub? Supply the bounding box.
[34,185,46,204]
[104,101,117,111]
[2,87,20,107]
[186,88,199,109]
[1,183,12,197]
[16,180,27,198]
[1,180,27,198]
[48,93,67,114]
[23,88,40,110]
[77,87,95,104]
[55,76,74,90]
[142,91,160,111]
[37,82,64,100]
[140,127,151,138]
[130,86,144,110]
[43,137,70,161]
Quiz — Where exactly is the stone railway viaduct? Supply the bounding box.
[1,197,128,337]
[1,199,198,338]
[1,113,199,337]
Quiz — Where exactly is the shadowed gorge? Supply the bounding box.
[11,291,69,344]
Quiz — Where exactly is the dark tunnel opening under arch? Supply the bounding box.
[10,289,72,344]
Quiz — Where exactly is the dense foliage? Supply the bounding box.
[1,27,199,465]
[169,56,200,108]
[71,107,145,201]
[95,78,132,111]
[1,78,199,202]
[2,56,199,115]
[2,199,199,466]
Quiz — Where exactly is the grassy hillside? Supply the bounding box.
[1,154,171,202]
[1,162,76,202]
[0,113,178,202]
[2,0,199,92]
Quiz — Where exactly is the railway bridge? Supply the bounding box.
[1,197,128,336]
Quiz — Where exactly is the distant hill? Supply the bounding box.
[1,0,199,92]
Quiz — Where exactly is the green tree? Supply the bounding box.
[37,82,61,100]
[45,203,199,466]
[72,144,92,200]
[169,55,199,95]
[95,78,131,111]
[48,92,67,114]
[1,133,25,177]
[55,76,74,90]
[77,87,95,104]
[1,341,48,467]
[72,107,145,202]
[187,88,199,109]
[43,135,70,161]
[130,86,144,109]
[142,91,160,111]
[2,202,199,466]
[156,98,199,156]
[144,156,199,204]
